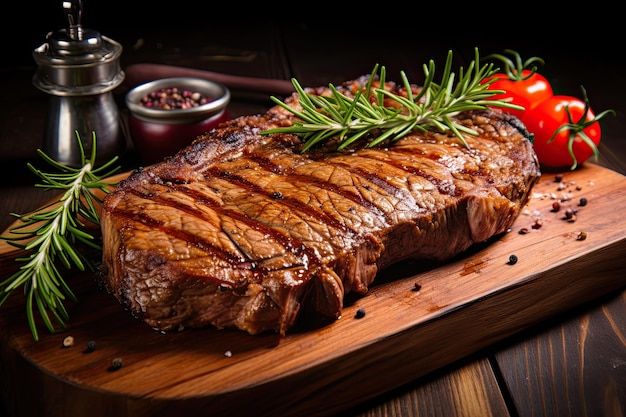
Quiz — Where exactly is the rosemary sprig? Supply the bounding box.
[0,132,121,341]
[262,48,523,152]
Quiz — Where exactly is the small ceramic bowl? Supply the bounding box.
[125,77,231,165]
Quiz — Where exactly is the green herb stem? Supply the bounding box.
[0,132,120,341]
[262,48,523,151]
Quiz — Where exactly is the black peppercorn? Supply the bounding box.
[579,197,588,207]
[507,254,518,265]
[354,308,366,319]
[84,340,96,353]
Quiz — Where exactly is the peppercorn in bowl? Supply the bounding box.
[125,77,231,165]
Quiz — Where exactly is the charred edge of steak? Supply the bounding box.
[99,82,540,337]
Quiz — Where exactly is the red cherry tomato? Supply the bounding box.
[521,94,602,170]
[483,69,553,119]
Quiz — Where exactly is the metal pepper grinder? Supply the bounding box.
[32,0,125,167]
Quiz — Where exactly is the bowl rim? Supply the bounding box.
[125,77,231,121]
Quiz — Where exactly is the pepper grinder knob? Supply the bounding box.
[63,0,83,41]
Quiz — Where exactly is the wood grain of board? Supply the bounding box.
[1,163,625,417]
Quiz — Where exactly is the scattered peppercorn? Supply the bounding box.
[554,174,563,183]
[507,254,518,265]
[576,231,588,241]
[62,336,74,347]
[564,208,575,220]
[354,308,366,319]
[518,227,529,235]
[551,202,561,212]
[109,358,124,371]
[140,87,210,110]
[579,197,588,207]
[411,282,422,292]
[84,340,96,353]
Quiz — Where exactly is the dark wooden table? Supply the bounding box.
[1,9,625,417]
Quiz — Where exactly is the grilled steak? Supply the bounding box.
[100,77,541,335]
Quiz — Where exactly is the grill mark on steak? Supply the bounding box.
[244,152,290,175]
[203,165,358,236]
[109,195,248,265]
[239,146,455,236]
[196,157,393,276]
[330,154,452,203]
[115,185,323,273]
[243,151,392,219]
[362,144,476,196]
[110,206,258,270]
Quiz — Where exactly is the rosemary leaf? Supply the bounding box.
[262,48,523,151]
[0,131,121,341]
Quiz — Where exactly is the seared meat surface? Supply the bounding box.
[100,78,540,335]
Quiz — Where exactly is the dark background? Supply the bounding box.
[7,2,624,68]
[4,2,624,173]
[6,2,624,108]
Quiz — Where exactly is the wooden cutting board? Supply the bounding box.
[1,163,625,417]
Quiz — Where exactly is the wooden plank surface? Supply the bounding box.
[494,289,626,417]
[347,356,514,417]
[1,163,625,417]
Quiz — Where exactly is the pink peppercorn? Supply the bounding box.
[140,87,211,110]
